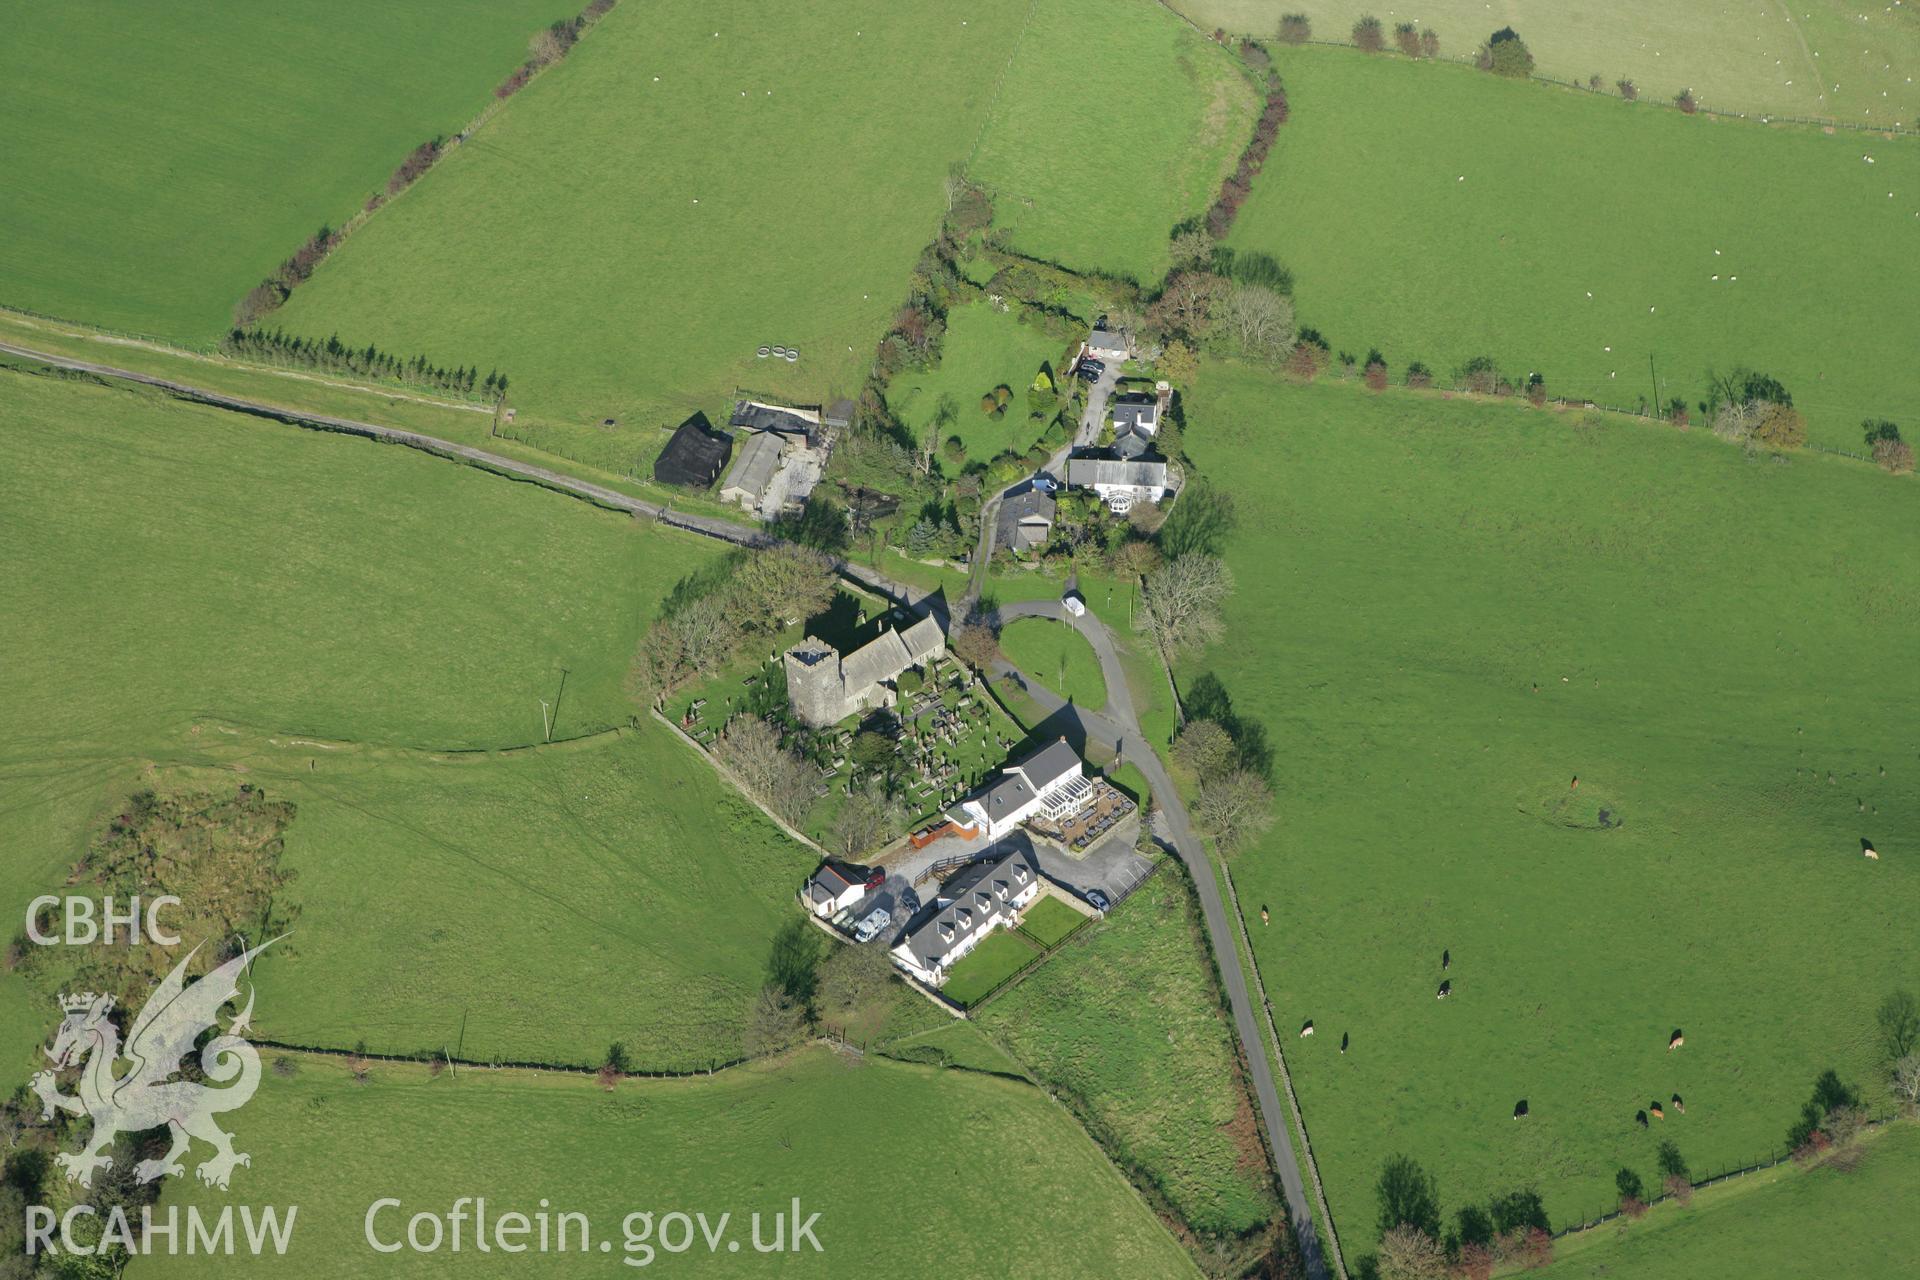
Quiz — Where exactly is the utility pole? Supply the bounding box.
[540,699,552,743]
[1648,353,1659,418]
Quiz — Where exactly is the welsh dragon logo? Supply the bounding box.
[31,939,277,1191]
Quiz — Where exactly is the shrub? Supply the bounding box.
[1278,13,1312,44]
[1286,338,1327,381]
[1457,355,1500,395]
[1874,438,1915,474]
[1863,418,1902,447]
[1618,78,1639,100]
[387,138,443,196]
[1480,28,1534,77]
[1393,22,1420,56]
[1525,372,1547,406]
[1363,350,1388,391]
[1420,29,1440,59]
[1674,89,1699,114]
[1588,74,1605,91]
[1404,361,1432,390]
[1354,16,1385,52]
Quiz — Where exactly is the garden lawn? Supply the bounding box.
[969,0,1259,282]
[1541,1121,1920,1278]
[887,302,1072,462]
[134,1049,1199,1278]
[1000,617,1110,711]
[277,0,1029,444]
[0,0,563,341]
[1178,366,1920,1240]
[1169,0,1920,124]
[978,869,1279,1241]
[1018,894,1090,948]
[1228,47,1920,449]
[942,929,1042,1007]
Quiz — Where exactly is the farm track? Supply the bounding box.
[4,338,1327,1277]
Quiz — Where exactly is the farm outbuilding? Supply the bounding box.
[652,411,733,488]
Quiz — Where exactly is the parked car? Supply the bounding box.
[863,867,886,891]
[1086,889,1110,912]
[1075,359,1104,381]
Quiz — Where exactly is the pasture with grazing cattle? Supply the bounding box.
[0,0,562,342]
[1178,364,1919,1238]
[1226,46,1919,449]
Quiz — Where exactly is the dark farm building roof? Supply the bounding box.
[653,412,734,487]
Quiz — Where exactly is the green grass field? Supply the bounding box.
[978,870,1279,1241]
[887,302,1071,462]
[1169,0,1920,125]
[942,929,1042,1007]
[235,730,815,1071]
[0,368,812,1077]
[1542,1121,1920,1278]
[0,0,563,341]
[0,369,695,758]
[276,0,1029,439]
[969,0,1259,282]
[1227,47,1919,448]
[1177,365,1920,1240]
[1000,617,1110,711]
[134,1049,1199,1278]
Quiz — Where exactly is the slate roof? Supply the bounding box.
[900,847,1039,973]
[995,483,1056,551]
[653,412,734,487]
[804,862,863,910]
[900,614,946,663]
[720,430,786,501]
[1114,427,1153,460]
[1111,398,1159,434]
[1088,327,1128,353]
[730,399,821,437]
[1066,453,1168,489]
[1012,738,1082,793]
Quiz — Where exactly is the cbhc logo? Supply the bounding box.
[25,896,182,946]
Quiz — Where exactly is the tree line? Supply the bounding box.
[219,326,507,400]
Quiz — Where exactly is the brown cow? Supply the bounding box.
[1650,1102,1665,1120]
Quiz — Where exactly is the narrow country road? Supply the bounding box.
[6,337,1329,1277]
[992,599,1331,1280]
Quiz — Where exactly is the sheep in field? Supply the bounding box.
[1300,1020,1315,1038]
[1669,1029,1685,1051]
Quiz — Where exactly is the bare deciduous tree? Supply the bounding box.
[1892,1054,1920,1113]
[832,783,905,858]
[817,939,896,1021]
[1193,767,1275,854]
[1222,283,1296,362]
[1139,554,1234,657]
[715,716,814,827]
[731,543,836,633]
[1377,1224,1448,1280]
[745,983,807,1056]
